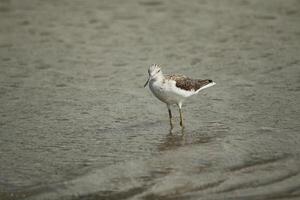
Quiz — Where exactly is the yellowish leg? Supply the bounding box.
[167,105,173,129]
[179,108,184,127]
[178,102,184,128]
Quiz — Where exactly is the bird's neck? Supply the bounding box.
[152,72,164,82]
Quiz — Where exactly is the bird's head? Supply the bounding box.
[144,64,162,87]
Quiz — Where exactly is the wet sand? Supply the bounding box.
[0,0,300,199]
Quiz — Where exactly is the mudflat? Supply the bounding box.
[0,0,299,199]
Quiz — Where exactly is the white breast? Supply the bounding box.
[149,78,193,105]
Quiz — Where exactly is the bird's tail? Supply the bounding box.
[197,79,216,92]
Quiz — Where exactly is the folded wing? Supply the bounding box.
[166,74,213,91]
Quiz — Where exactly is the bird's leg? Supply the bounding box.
[167,104,173,130]
[179,108,184,127]
[178,102,184,128]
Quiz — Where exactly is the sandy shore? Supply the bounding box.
[0,0,299,199]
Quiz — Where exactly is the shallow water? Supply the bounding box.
[0,0,300,199]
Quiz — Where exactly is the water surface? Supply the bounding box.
[0,0,299,199]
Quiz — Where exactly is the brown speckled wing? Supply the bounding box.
[166,74,213,91]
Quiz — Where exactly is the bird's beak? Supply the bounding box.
[144,76,150,88]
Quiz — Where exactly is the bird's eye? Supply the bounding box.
[158,70,161,72]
